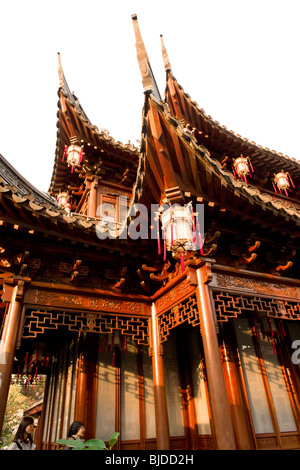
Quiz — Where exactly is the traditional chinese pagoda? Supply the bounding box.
[0,15,300,450]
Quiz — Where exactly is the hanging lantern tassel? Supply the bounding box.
[196,214,204,255]
[192,212,197,245]
[180,252,185,273]
[272,180,278,194]
[62,146,68,162]
[156,217,161,255]
[79,147,83,162]
[232,165,237,180]
[272,341,277,355]
[24,352,28,368]
[288,172,295,189]
[112,351,115,367]
[170,210,174,246]
[163,228,167,261]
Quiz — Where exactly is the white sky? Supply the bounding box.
[0,0,299,193]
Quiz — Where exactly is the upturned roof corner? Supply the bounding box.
[160,34,172,74]
[131,14,161,101]
[57,52,64,89]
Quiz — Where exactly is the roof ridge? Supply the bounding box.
[0,152,57,207]
[168,73,300,167]
[149,96,300,223]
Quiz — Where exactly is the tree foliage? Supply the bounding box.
[0,375,46,448]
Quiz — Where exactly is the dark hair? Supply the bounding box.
[14,416,34,443]
[68,421,84,438]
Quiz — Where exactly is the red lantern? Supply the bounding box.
[272,170,295,197]
[232,155,254,183]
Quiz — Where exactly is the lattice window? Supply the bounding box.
[158,294,200,343]
[212,290,300,322]
[22,308,149,346]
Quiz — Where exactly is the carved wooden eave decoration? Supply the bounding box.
[49,54,140,196]
[0,166,150,259]
[164,71,300,201]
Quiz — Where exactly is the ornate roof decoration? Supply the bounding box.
[49,54,140,196]
[131,14,161,101]
[163,70,300,199]
[132,93,300,230]
[0,153,56,207]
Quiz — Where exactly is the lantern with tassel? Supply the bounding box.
[156,202,203,273]
[57,191,72,213]
[232,155,254,183]
[62,144,83,173]
[272,170,295,197]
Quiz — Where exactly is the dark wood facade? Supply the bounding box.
[0,15,300,450]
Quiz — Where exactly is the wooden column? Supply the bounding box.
[88,179,98,218]
[189,261,236,450]
[74,338,88,425]
[0,280,26,435]
[220,324,254,449]
[150,303,170,450]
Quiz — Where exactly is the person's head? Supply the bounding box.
[68,421,85,438]
[14,416,34,442]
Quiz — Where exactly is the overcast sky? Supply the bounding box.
[0,1,299,193]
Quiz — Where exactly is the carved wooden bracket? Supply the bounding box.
[112,267,127,292]
[231,237,261,267]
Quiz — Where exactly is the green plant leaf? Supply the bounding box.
[85,445,106,450]
[85,439,106,449]
[56,439,85,449]
[109,431,119,448]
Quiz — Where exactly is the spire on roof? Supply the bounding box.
[131,14,161,101]
[57,52,64,88]
[160,35,172,74]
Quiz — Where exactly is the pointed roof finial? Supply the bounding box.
[57,52,64,89]
[160,35,172,74]
[131,14,152,92]
[131,14,161,99]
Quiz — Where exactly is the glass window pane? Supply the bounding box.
[163,335,185,436]
[95,343,116,441]
[188,328,211,434]
[234,318,274,434]
[141,346,156,439]
[259,323,297,432]
[121,340,140,440]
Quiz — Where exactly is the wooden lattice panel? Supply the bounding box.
[158,294,200,343]
[22,309,150,345]
[212,290,300,322]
